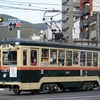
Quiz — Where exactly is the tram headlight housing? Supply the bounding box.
[3,73,7,78]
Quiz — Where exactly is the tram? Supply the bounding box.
[0,38,100,94]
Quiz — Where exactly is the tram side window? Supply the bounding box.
[93,52,98,67]
[41,49,49,66]
[73,52,78,64]
[66,51,72,66]
[87,52,92,66]
[23,50,27,66]
[3,51,17,65]
[80,51,86,66]
[58,50,65,66]
[31,50,37,66]
[50,49,57,66]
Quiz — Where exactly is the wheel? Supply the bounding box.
[13,88,21,94]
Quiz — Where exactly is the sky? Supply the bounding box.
[0,0,61,24]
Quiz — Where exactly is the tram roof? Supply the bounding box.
[0,38,100,51]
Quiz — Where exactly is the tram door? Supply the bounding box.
[22,48,38,66]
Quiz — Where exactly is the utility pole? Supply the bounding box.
[96,12,100,46]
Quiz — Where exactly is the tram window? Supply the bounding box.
[66,51,72,66]
[58,50,65,66]
[3,51,17,65]
[80,51,86,66]
[50,49,57,66]
[31,50,37,66]
[41,49,49,66]
[93,52,98,67]
[23,50,27,66]
[73,52,78,64]
[87,52,92,66]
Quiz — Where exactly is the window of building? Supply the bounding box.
[66,51,72,66]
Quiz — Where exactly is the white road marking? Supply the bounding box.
[0,88,4,91]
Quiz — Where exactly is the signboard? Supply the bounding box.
[2,22,8,26]
[0,22,7,26]
[8,19,20,23]
[10,67,17,77]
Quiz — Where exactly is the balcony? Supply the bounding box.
[80,10,84,17]
[80,32,84,39]
[80,6,89,17]
[83,18,89,27]
[83,6,89,15]
[80,21,84,29]
[83,30,89,39]
[80,30,89,39]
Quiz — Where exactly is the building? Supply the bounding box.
[73,20,80,39]
[62,0,80,43]
[89,12,100,46]
[80,0,100,40]
[74,12,100,46]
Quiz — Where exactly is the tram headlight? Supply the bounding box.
[3,73,7,78]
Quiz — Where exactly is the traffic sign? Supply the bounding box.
[0,22,7,26]
[2,22,8,26]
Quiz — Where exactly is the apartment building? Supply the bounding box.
[73,20,80,39]
[89,12,100,46]
[80,0,100,39]
[62,0,80,43]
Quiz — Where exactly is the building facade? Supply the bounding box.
[89,12,100,46]
[62,0,80,43]
[80,0,100,39]
[73,20,80,39]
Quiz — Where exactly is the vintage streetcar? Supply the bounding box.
[0,38,100,94]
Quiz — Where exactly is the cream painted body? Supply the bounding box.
[0,76,99,90]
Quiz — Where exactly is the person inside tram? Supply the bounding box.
[31,50,37,66]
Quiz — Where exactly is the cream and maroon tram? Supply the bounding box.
[0,38,99,94]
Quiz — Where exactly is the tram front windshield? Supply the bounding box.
[2,51,17,65]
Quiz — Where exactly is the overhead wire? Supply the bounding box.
[0,0,100,11]
[0,0,61,6]
[0,1,47,10]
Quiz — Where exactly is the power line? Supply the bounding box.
[0,0,61,6]
[0,1,49,10]
[0,5,46,11]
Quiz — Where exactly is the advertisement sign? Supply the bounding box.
[10,67,17,77]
